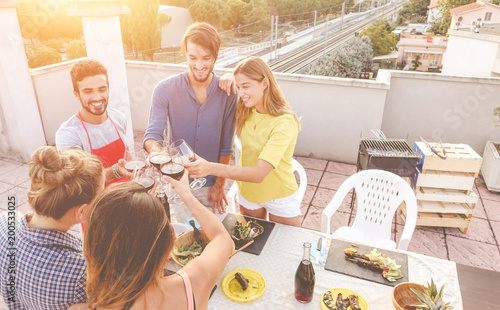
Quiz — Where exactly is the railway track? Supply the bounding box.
[269,1,407,74]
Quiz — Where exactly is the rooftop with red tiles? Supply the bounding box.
[450,2,484,15]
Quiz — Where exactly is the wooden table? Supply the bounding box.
[456,263,500,309]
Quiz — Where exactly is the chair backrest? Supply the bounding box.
[292,158,307,208]
[322,169,417,250]
[233,135,242,166]
[354,170,417,249]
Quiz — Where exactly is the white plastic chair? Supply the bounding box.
[226,137,307,213]
[320,169,417,251]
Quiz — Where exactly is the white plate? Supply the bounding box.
[172,223,193,235]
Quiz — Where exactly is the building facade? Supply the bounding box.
[396,35,448,71]
[450,0,500,30]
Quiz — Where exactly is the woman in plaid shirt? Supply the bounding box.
[0,146,104,309]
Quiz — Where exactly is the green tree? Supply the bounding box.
[66,39,87,60]
[431,0,475,35]
[121,0,162,61]
[225,0,250,29]
[411,54,422,70]
[28,47,62,68]
[307,36,373,78]
[189,0,230,28]
[396,0,429,25]
[242,0,270,32]
[16,0,82,44]
[43,38,69,52]
[359,18,397,56]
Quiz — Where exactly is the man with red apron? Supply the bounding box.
[77,112,128,185]
[55,59,131,187]
[56,59,132,231]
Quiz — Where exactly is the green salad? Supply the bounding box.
[173,241,203,265]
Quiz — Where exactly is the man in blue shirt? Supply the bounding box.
[144,22,237,214]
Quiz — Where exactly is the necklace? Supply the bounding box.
[253,116,265,130]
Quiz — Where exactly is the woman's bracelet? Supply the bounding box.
[112,163,122,179]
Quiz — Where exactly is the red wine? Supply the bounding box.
[160,162,184,180]
[124,160,146,171]
[134,177,155,191]
[294,259,315,303]
[149,154,171,170]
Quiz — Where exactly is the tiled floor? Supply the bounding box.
[1,133,500,275]
[294,156,500,273]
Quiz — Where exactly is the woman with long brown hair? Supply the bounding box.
[186,56,301,226]
[72,172,232,310]
[0,146,104,309]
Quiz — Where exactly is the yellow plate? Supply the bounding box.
[221,269,265,302]
[321,288,369,310]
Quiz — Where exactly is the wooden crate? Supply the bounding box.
[417,200,475,218]
[414,142,482,174]
[400,204,471,234]
[415,187,478,204]
[407,142,482,234]
[412,170,477,192]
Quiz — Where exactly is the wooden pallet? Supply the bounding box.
[417,200,475,217]
[415,187,478,204]
[400,204,470,233]
[412,170,476,192]
[414,142,482,174]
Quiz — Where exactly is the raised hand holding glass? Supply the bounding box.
[170,139,207,190]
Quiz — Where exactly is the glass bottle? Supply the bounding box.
[294,242,315,303]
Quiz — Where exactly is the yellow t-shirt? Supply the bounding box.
[237,109,299,203]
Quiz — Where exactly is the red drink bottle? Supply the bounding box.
[294,242,315,303]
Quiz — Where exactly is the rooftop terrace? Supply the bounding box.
[1,131,500,275]
[1,3,500,308]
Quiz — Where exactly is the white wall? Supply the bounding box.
[274,74,389,162]
[442,30,500,77]
[382,70,500,154]
[31,62,499,165]
[30,60,80,146]
[123,61,389,164]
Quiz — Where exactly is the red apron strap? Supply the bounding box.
[108,115,123,141]
[77,111,94,151]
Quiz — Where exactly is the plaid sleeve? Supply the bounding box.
[73,269,87,304]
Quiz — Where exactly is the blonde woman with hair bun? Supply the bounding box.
[0,146,104,309]
[186,56,301,227]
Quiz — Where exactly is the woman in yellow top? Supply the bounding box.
[186,56,301,226]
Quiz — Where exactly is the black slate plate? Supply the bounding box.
[222,213,275,255]
[324,239,408,287]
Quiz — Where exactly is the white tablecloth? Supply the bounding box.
[167,211,463,310]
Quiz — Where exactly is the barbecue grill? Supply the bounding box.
[357,139,420,178]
